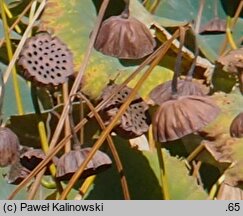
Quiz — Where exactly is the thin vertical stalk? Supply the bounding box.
[0,0,24,115]
[63,83,71,152]
[80,93,130,200]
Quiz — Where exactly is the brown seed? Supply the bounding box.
[230,112,243,138]
[56,148,112,181]
[199,17,226,34]
[0,127,20,167]
[100,84,151,139]
[94,12,156,59]
[149,78,208,105]
[153,96,220,142]
[18,32,73,86]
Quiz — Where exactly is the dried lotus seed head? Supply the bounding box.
[18,32,73,86]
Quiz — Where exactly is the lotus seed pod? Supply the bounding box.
[20,148,58,174]
[94,9,156,59]
[230,112,243,138]
[56,148,112,181]
[0,127,20,167]
[100,84,151,139]
[18,32,73,86]
[149,78,208,105]
[153,96,220,142]
[199,17,226,34]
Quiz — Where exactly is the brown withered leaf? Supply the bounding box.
[225,160,243,187]
[203,135,235,164]
[153,96,220,142]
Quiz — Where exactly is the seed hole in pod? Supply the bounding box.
[45,47,49,50]
[51,75,55,79]
[57,61,60,64]
[34,61,38,65]
[28,53,32,57]
[40,66,44,70]
[46,70,50,74]
[39,47,43,51]
[39,56,43,61]
[33,51,38,56]
[38,41,43,45]
[43,74,47,78]
[33,66,37,71]
[32,44,37,48]
[57,48,61,51]
[27,60,32,64]
[63,60,67,63]
[51,50,55,53]
[46,63,50,67]
[55,66,60,70]
[51,43,55,47]
[61,66,66,70]
[44,52,48,56]
[61,54,66,57]
[50,58,53,61]
[44,40,48,43]
[57,73,61,77]
[124,91,128,95]
[55,55,59,58]
[51,68,55,72]
[38,71,42,75]
[140,111,143,114]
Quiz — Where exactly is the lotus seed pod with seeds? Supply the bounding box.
[94,9,156,59]
[149,78,208,105]
[100,84,151,139]
[18,32,73,86]
[230,112,243,138]
[56,148,112,181]
[153,96,220,142]
[0,127,20,167]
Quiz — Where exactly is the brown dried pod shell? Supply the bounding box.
[153,96,220,142]
[94,12,156,59]
[5,161,30,185]
[100,84,151,139]
[199,17,226,34]
[56,148,112,181]
[230,112,243,138]
[149,78,208,105]
[0,127,20,167]
[217,48,243,73]
[18,32,73,86]
[20,148,58,174]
